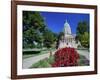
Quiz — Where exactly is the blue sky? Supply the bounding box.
[40,12,89,34]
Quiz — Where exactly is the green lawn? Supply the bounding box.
[78,54,89,66]
[30,54,89,68]
[30,55,55,68]
[23,48,56,59]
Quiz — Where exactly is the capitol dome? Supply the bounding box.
[63,19,71,35]
[58,19,80,49]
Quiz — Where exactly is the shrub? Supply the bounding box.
[52,47,79,67]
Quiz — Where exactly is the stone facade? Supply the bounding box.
[58,19,81,49]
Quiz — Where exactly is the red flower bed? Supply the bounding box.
[52,47,79,67]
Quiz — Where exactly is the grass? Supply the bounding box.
[30,54,89,68]
[23,51,41,54]
[23,48,56,59]
[28,49,89,68]
[30,55,55,68]
[78,54,89,66]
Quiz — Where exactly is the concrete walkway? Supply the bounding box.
[22,51,56,69]
[23,49,89,69]
[77,49,89,60]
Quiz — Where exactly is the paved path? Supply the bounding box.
[22,51,56,69]
[23,48,43,52]
[23,49,89,69]
[77,49,89,60]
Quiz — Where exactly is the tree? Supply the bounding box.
[76,21,89,48]
[23,11,46,48]
[55,32,64,49]
[80,32,89,48]
[43,30,57,48]
[58,32,64,40]
[23,11,57,49]
[76,21,88,35]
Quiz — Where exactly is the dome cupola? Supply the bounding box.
[63,19,71,35]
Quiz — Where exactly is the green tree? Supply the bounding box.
[76,21,88,38]
[55,32,64,49]
[23,11,46,48]
[76,21,89,48]
[58,32,64,39]
[43,30,56,48]
[23,11,57,49]
[80,32,89,48]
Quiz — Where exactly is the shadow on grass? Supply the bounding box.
[23,51,41,55]
[78,54,89,66]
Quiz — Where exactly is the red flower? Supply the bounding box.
[52,47,79,67]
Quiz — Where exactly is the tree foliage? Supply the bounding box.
[80,32,89,48]
[43,30,56,48]
[23,11,57,49]
[76,21,89,48]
